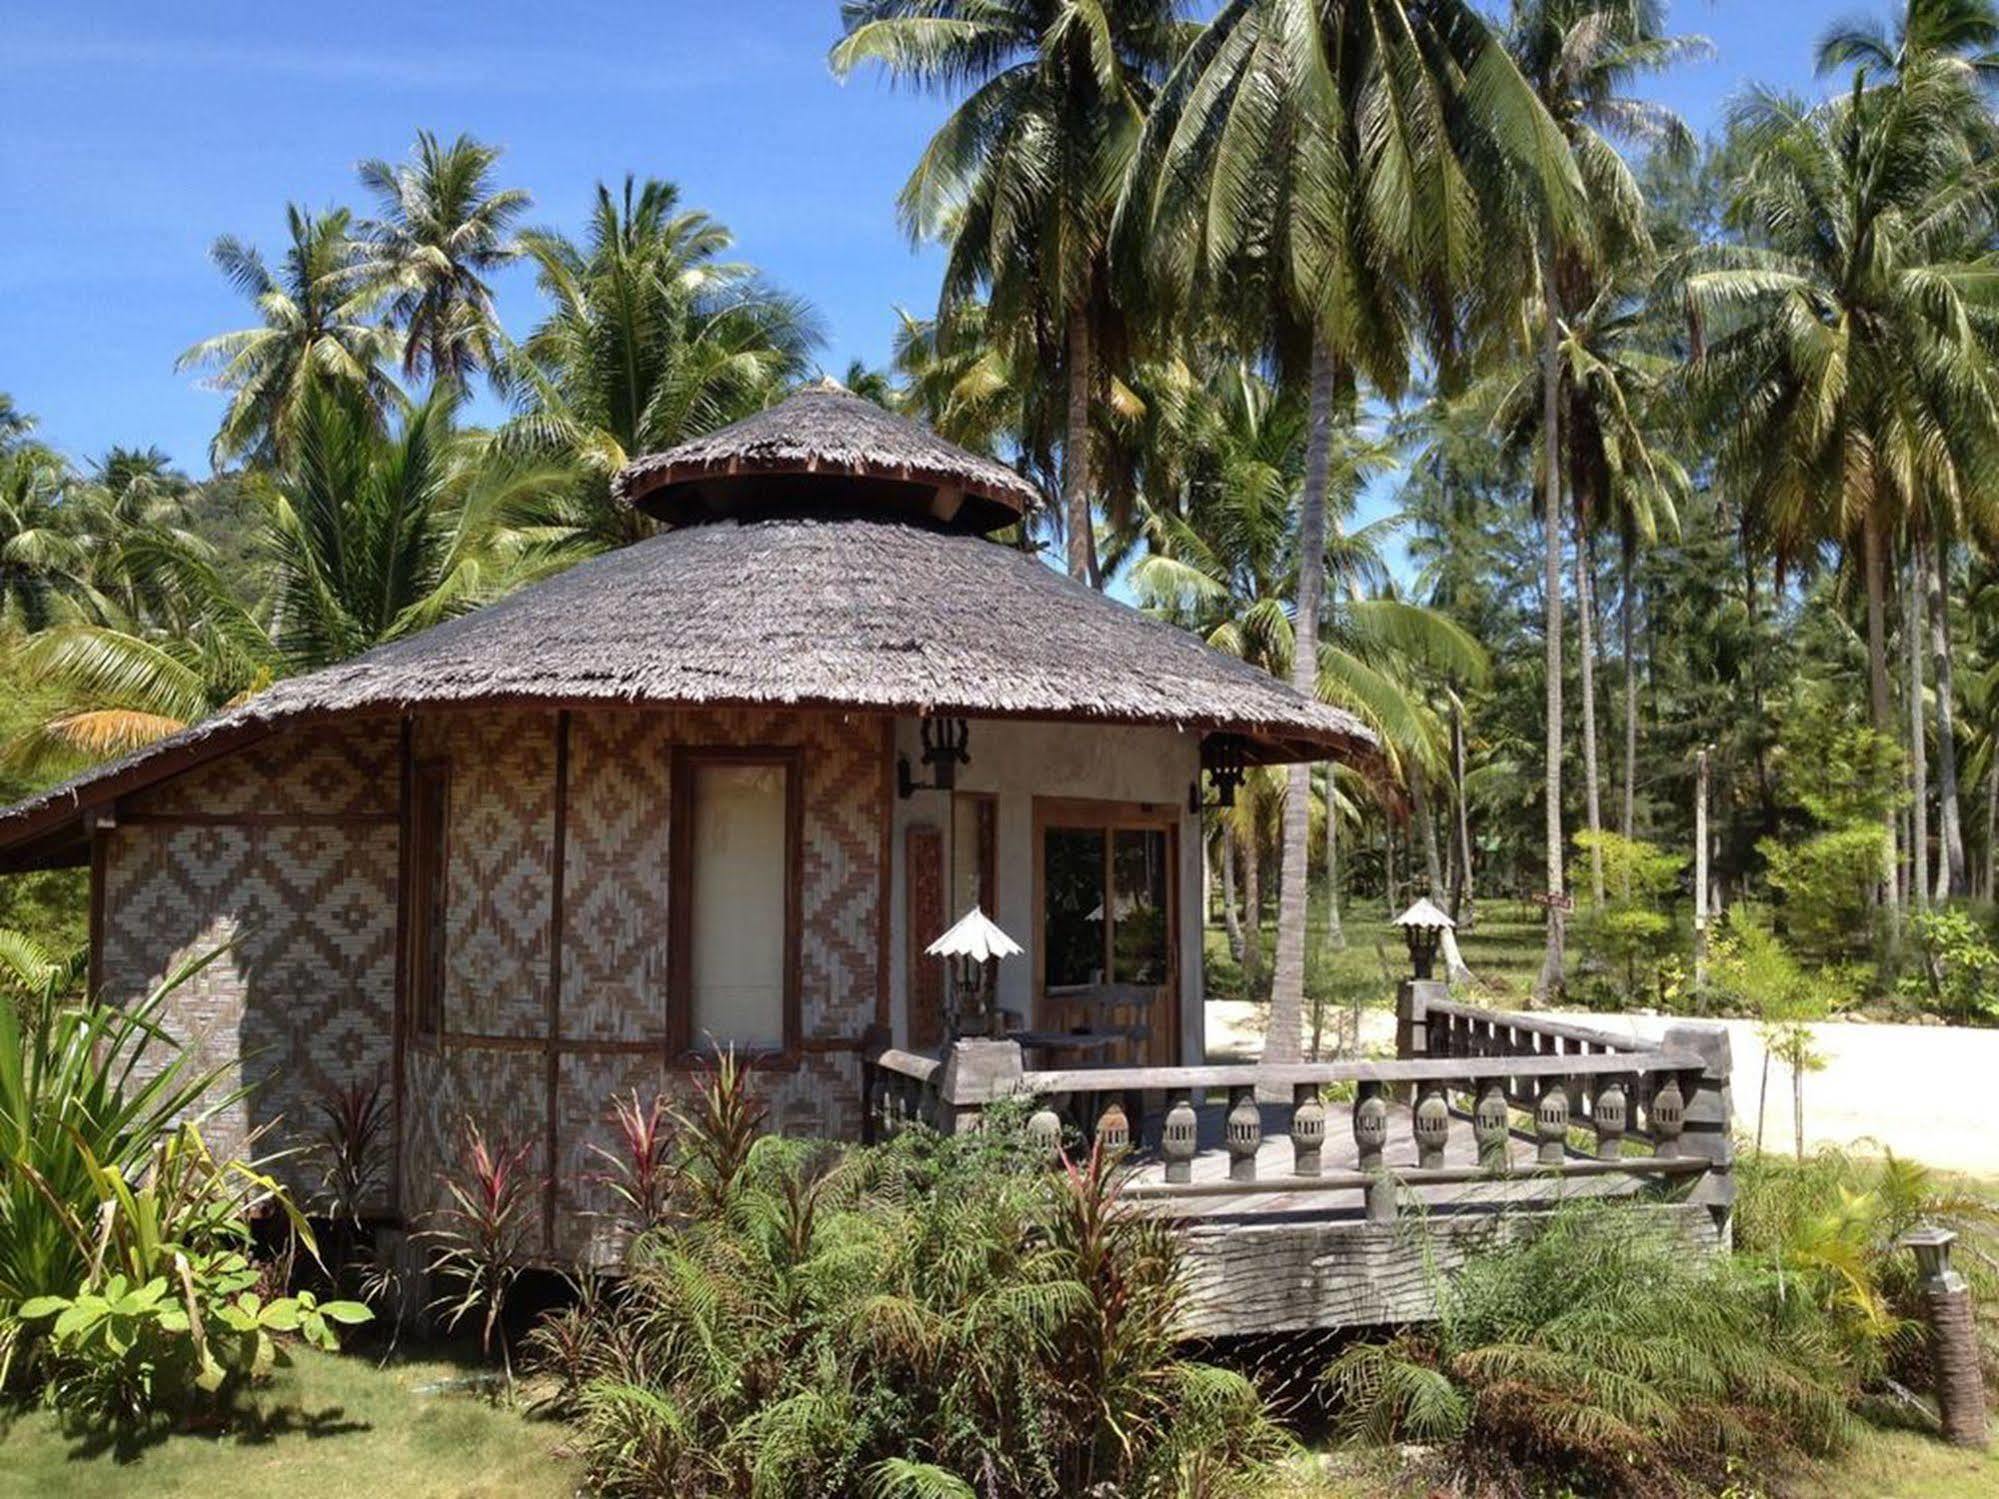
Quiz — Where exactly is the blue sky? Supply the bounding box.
[4,1,1858,479]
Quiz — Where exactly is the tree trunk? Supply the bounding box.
[1909,546,1930,909]
[1240,819,1263,998]
[1863,512,1901,917]
[1451,697,1476,932]
[1621,533,1639,845]
[1534,252,1567,1002]
[1062,305,1093,585]
[1986,757,1998,904]
[1695,746,1710,992]
[1322,766,1346,953]
[1221,824,1244,963]
[1411,764,1473,983]
[1265,338,1337,1068]
[1930,532,1966,898]
[1576,514,1605,905]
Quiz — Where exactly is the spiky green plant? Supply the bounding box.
[1323,1202,1855,1496]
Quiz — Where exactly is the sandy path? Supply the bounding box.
[1203,1001,1999,1177]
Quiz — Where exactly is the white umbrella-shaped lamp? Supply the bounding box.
[926,906,1022,1037]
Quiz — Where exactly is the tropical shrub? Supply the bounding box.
[15,1119,367,1423]
[541,1061,1288,1497]
[1761,823,1890,964]
[1734,1147,1999,1395]
[0,949,235,1386]
[1322,1203,1853,1497]
[1570,830,1681,1007]
[1901,907,1999,1024]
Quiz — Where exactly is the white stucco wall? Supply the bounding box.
[888,717,1205,1061]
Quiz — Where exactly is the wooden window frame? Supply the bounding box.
[668,746,804,1066]
[405,759,451,1048]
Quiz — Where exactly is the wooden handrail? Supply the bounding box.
[1422,999,1654,1054]
[1119,1153,1710,1202]
[1014,1049,1703,1099]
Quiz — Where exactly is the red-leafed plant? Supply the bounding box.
[420,1121,541,1388]
[590,1088,677,1242]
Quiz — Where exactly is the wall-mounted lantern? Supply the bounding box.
[926,905,1022,1038]
[899,716,971,798]
[1188,735,1249,815]
[1393,897,1456,981]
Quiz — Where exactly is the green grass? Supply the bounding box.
[0,1349,573,1498]
[1789,1425,1999,1498]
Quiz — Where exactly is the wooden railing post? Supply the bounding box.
[1095,1094,1131,1155]
[1664,1024,1735,1239]
[1353,1081,1395,1221]
[1226,1087,1261,1183]
[1291,1084,1326,1176]
[1535,1079,1569,1166]
[1162,1090,1197,1184]
[1592,1080,1627,1160]
[1473,1078,1510,1169]
[1413,1081,1449,1169]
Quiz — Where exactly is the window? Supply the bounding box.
[406,761,449,1040]
[671,751,800,1055]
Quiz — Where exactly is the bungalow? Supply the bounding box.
[0,381,1372,1259]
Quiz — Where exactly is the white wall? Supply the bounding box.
[888,717,1205,1061]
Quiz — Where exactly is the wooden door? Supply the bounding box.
[1033,798,1180,1065]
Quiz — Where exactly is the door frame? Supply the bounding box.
[1030,795,1181,1064]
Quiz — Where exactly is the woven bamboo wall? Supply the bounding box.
[403,705,885,1258]
[97,721,401,1208]
[97,704,886,1258]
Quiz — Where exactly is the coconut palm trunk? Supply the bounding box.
[1241,819,1264,998]
[1265,339,1336,1066]
[1909,546,1929,909]
[1221,824,1245,962]
[1411,764,1473,982]
[1535,254,1567,1002]
[1575,513,1604,905]
[1451,697,1476,931]
[1621,535,1638,843]
[1929,532,1966,897]
[1863,512,1900,913]
[1322,765,1347,953]
[1063,304,1093,585]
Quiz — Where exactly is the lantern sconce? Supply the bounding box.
[1393,897,1456,981]
[1188,735,1249,815]
[899,716,971,798]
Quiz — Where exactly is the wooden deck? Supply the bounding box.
[862,986,1737,1336]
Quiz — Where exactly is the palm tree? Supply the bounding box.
[1686,58,1999,915]
[831,0,1184,585]
[1499,0,1703,985]
[0,443,79,632]
[266,386,565,671]
[1131,0,1579,1053]
[1129,364,1484,985]
[503,178,821,555]
[1815,0,1999,899]
[358,131,531,392]
[178,205,400,465]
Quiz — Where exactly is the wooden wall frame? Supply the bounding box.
[1030,796,1182,1063]
[404,758,452,1049]
[667,745,804,1065]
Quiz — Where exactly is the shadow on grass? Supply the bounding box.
[48,1399,372,1466]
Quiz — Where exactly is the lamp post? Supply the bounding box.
[1392,899,1456,1062]
[1901,1225,1988,1448]
[924,905,1022,1040]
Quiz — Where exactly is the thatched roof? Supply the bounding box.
[0,515,1374,869]
[614,381,1037,533]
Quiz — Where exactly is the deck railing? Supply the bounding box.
[860,992,1734,1225]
